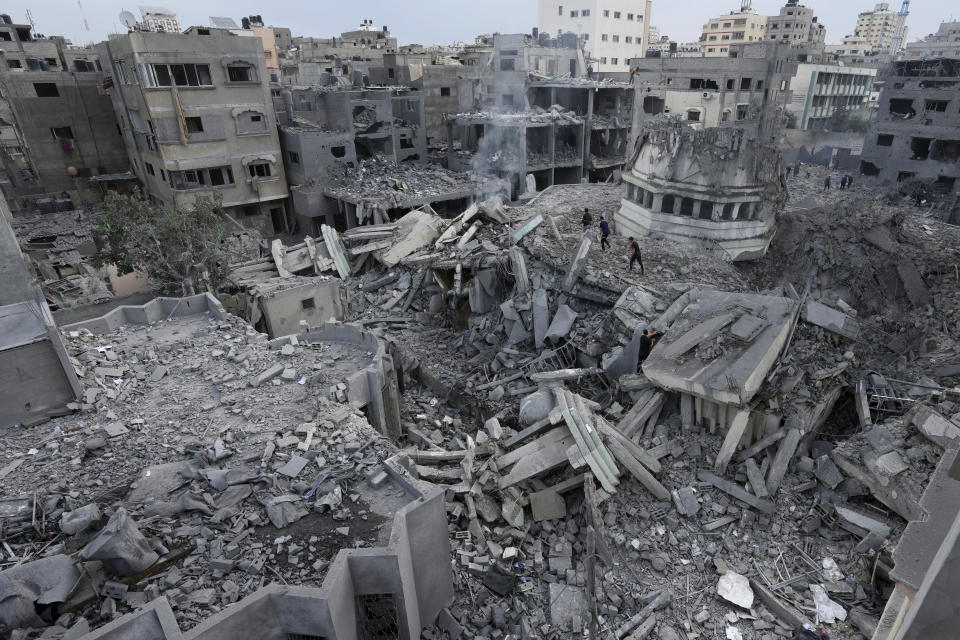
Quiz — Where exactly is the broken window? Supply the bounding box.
[500,58,515,71]
[7,59,21,68]
[50,126,73,140]
[440,87,451,97]
[0,32,10,41]
[300,297,315,310]
[740,77,752,90]
[689,78,719,90]
[699,202,714,219]
[145,162,155,176]
[736,104,749,120]
[860,160,880,176]
[142,63,212,88]
[641,96,666,116]
[726,79,735,90]
[227,65,253,82]
[248,163,272,178]
[897,171,916,182]
[185,117,204,134]
[34,83,59,97]
[924,100,949,112]
[931,139,960,162]
[330,146,346,158]
[910,137,932,160]
[660,195,675,214]
[876,134,894,147]
[502,94,514,107]
[288,151,300,165]
[208,167,234,186]
[679,197,695,215]
[685,108,701,121]
[888,98,914,118]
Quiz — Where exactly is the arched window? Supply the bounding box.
[661,194,676,214]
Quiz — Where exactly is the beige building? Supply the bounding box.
[854,3,906,54]
[97,27,289,234]
[765,1,826,50]
[700,7,768,58]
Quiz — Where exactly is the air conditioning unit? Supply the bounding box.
[702,91,714,99]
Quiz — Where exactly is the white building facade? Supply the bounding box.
[854,3,905,54]
[537,0,651,72]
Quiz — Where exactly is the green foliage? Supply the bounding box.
[96,190,230,295]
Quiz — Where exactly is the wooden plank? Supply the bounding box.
[713,409,751,475]
[603,436,670,500]
[697,470,776,514]
[735,428,786,463]
[497,427,571,469]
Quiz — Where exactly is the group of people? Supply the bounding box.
[580,208,644,275]
[823,174,855,191]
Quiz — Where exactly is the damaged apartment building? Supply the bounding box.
[278,84,505,232]
[860,57,960,215]
[618,42,797,260]
[279,20,398,86]
[97,26,290,234]
[0,16,129,210]
[445,33,633,196]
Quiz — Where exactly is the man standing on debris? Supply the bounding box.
[823,175,831,191]
[581,208,593,231]
[846,174,854,190]
[599,215,610,251]
[638,328,661,363]
[628,237,644,274]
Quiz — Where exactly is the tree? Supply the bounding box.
[96,190,234,296]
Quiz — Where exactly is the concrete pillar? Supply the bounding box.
[547,123,556,187]
[583,87,594,176]
[680,394,694,432]
[651,193,663,213]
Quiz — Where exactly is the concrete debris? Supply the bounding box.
[717,571,754,609]
[79,507,159,577]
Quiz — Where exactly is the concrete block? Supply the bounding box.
[252,363,284,387]
[530,489,566,521]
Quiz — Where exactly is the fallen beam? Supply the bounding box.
[697,470,776,514]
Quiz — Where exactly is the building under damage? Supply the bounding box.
[617,117,787,260]
[860,57,960,215]
[7,10,960,640]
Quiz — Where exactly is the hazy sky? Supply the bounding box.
[5,1,955,48]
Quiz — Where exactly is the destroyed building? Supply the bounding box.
[616,117,787,260]
[0,19,129,207]
[280,20,398,86]
[629,42,798,145]
[859,57,960,210]
[98,27,290,234]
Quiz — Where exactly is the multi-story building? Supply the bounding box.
[98,27,289,234]
[764,0,826,52]
[853,3,905,54]
[904,22,960,59]
[824,35,892,67]
[629,42,798,145]
[787,63,877,130]
[859,58,960,197]
[137,6,181,34]
[281,21,398,86]
[700,3,768,58]
[536,0,651,73]
[0,17,128,203]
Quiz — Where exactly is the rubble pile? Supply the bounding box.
[0,311,397,634]
[317,156,506,212]
[4,180,960,640]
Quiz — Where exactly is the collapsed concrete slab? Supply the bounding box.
[642,288,796,408]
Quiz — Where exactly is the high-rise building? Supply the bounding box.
[699,3,768,58]
[854,3,905,54]
[537,0,652,73]
[765,1,826,51]
[98,27,290,234]
[137,6,181,34]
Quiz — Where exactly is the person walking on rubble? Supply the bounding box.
[581,207,593,231]
[846,174,854,189]
[599,215,610,251]
[839,175,847,190]
[823,175,831,191]
[638,328,661,363]
[628,237,644,274]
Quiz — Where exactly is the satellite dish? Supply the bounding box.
[119,10,137,29]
